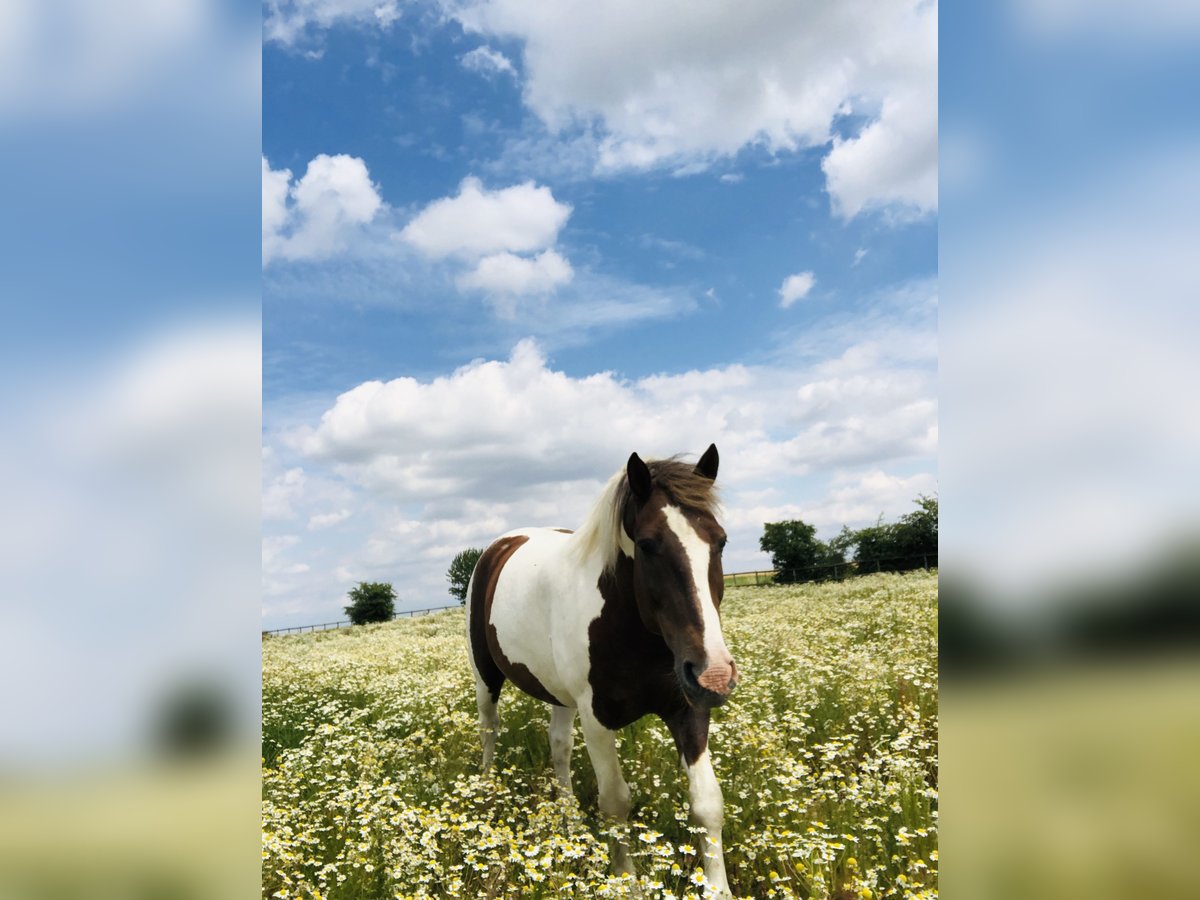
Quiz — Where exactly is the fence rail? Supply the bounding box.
[263,603,460,636]
[264,556,937,636]
[723,553,937,587]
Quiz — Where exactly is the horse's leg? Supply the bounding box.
[685,748,730,895]
[467,576,505,773]
[548,704,576,791]
[578,706,635,876]
[474,674,502,772]
[667,708,731,897]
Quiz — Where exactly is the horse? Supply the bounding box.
[465,444,738,895]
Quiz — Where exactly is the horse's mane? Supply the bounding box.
[572,455,721,574]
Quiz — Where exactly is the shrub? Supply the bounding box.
[344,581,396,625]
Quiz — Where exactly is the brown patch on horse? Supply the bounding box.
[665,706,711,767]
[587,553,713,765]
[468,537,519,703]
[587,553,684,729]
[470,534,567,707]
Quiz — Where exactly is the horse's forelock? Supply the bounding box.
[643,457,722,519]
[573,455,721,574]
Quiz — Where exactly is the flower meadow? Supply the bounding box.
[262,572,938,899]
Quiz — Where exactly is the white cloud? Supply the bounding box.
[262,157,292,260]
[308,509,352,530]
[457,249,574,297]
[264,466,306,520]
[262,154,383,266]
[297,334,935,503]
[453,0,937,217]
[398,176,575,304]
[263,534,308,596]
[264,0,400,47]
[778,271,816,308]
[460,45,516,78]
[400,176,571,260]
[823,88,938,220]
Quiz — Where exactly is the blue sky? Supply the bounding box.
[262,0,938,627]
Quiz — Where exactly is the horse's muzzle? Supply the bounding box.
[680,658,738,707]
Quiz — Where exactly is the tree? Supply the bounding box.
[447,548,485,604]
[344,581,396,625]
[894,494,938,565]
[847,519,899,572]
[837,495,938,574]
[759,520,845,584]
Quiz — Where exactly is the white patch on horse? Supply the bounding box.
[685,748,731,894]
[488,527,606,705]
[661,505,731,670]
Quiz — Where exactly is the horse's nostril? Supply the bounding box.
[683,661,712,695]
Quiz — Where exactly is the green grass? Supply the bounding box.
[262,573,938,899]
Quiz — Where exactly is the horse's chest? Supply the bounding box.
[586,628,681,730]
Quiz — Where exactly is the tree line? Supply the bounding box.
[759,495,937,583]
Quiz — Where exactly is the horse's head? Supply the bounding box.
[625,444,738,708]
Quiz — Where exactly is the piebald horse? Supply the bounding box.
[466,445,738,895]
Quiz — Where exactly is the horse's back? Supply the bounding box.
[467,527,597,707]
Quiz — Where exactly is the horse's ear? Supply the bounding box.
[627,452,652,502]
[694,443,719,481]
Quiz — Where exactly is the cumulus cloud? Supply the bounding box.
[400,176,571,260]
[453,0,937,217]
[262,154,383,265]
[460,45,516,78]
[399,176,575,300]
[298,334,935,501]
[823,89,938,220]
[779,271,816,308]
[457,249,573,297]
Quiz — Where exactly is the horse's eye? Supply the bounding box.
[717,537,728,553]
[636,538,659,556]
